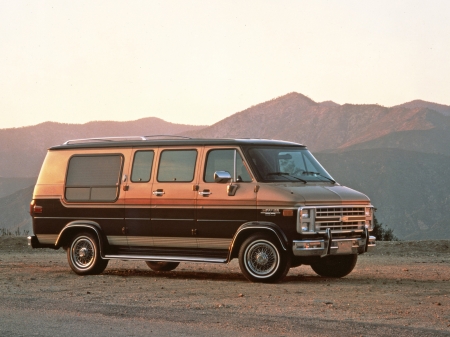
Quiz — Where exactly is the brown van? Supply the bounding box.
[28,136,375,283]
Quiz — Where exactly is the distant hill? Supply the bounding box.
[316,149,450,240]
[0,118,205,177]
[181,93,450,153]
[0,185,33,234]
[395,100,450,116]
[0,177,37,198]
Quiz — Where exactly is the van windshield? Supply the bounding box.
[246,147,335,183]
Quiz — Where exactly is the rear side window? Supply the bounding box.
[131,151,154,182]
[65,155,122,201]
[157,150,197,182]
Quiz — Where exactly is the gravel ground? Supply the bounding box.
[0,237,449,337]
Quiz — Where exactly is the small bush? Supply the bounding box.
[372,212,398,241]
[0,228,29,237]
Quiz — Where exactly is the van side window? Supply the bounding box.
[157,150,197,182]
[204,149,252,183]
[65,155,122,201]
[131,151,154,182]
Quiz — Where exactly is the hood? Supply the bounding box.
[257,183,370,207]
[291,185,370,205]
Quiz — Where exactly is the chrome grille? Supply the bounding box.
[316,207,365,232]
[316,207,365,217]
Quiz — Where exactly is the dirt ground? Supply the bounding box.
[0,237,449,337]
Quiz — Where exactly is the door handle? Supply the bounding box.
[198,190,212,196]
[152,189,165,196]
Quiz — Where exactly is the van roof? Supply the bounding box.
[49,137,305,150]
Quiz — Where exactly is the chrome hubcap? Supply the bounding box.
[71,237,95,270]
[245,240,279,278]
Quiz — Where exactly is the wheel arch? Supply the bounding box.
[228,221,288,261]
[56,221,108,258]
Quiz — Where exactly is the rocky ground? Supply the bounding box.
[0,237,449,336]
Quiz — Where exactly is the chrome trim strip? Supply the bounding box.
[103,254,227,264]
[34,217,123,220]
[151,218,195,221]
[36,234,58,244]
[196,219,247,222]
[124,218,151,221]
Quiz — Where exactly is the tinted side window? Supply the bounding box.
[157,150,197,182]
[204,149,252,183]
[65,155,122,201]
[131,151,154,182]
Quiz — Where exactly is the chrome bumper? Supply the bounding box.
[292,234,376,257]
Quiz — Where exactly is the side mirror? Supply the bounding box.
[214,171,232,183]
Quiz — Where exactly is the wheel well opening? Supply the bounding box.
[230,229,281,260]
[58,226,101,250]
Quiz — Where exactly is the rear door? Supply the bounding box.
[196,147,257,251]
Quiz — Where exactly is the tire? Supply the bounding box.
[291,258,302,268]
[67,232,108,275]
[310,254,357,278]
[238,233,289,283]
[145,261,180,272]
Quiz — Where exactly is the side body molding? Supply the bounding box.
[56,221,108,258]
[227,221,289,262]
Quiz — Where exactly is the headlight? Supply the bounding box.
[301,209,310,219]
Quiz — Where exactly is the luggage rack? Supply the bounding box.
[63,135,192,145]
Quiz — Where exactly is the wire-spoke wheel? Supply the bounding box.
[239,233,289,283]
[145,261,180,272]
[67,232,108,275]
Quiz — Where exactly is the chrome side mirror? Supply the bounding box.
[214,171,232,183]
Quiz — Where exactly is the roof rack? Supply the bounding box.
[143,135,191,139]
[63,136,147,145]
[63,135,192,145]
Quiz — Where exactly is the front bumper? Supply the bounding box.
[292,230,376,257]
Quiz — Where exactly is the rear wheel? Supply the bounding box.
[310,254,357,278]
[238,233,289,283]
[145,261,180,272]
[67,232,108,275]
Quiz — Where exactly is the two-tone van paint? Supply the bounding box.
[29,137,376,283]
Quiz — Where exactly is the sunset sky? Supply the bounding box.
[1,1,449,129]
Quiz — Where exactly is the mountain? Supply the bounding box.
[395,100,450,116]
[0,177,37,198]
[0,118,206,177]
[315,149,450,240]
[181,93,450,153]
[0,185,33,234]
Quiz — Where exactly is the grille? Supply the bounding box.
[316,221,363,231]
[316,207,365,232]
[316,207,365,217]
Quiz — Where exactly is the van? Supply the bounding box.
[29,136,375,283]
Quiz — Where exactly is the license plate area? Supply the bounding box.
[336,241,353,254]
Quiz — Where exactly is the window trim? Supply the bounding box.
[64,153,124,203]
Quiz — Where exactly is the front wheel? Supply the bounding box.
[310,254,357,278]
[238,233,289,283]
[67,232,108,275]
[145,261,180,272]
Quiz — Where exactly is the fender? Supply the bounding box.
[56,221,108,258]
[227,221,289,262]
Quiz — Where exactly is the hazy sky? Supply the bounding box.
[1,1,449,129]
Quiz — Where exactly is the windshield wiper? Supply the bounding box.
[266,172,307,183]
[303,171,336,184]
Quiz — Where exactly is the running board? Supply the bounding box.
[104,254,227,264]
